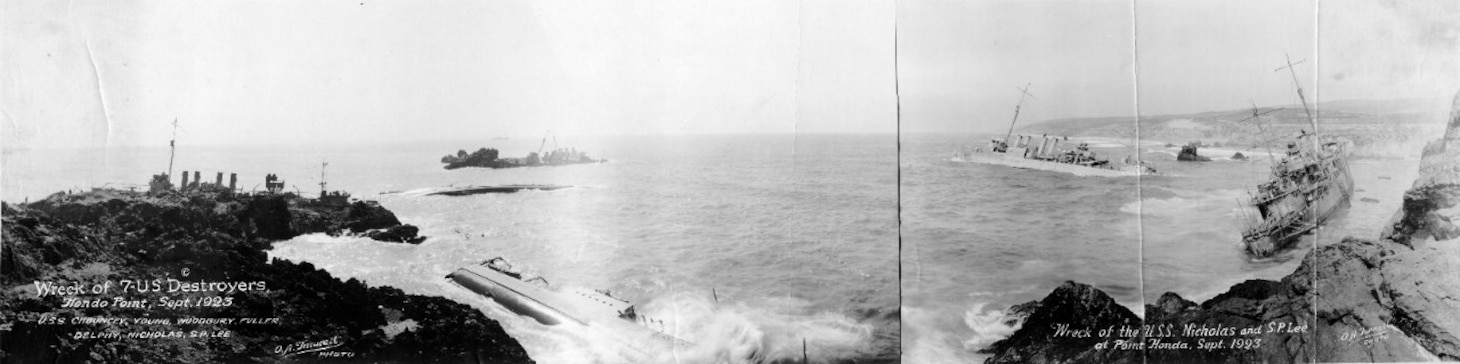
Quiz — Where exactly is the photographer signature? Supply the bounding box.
[1339,326,1393,346]
[274,336,353,357]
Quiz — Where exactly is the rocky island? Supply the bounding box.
[440,147,603,170]
[983,90,1460,363]
[1,187,534,363]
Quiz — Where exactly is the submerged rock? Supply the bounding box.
[364,224,426,244]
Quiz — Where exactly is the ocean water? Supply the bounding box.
[899,133,1421,363]
[2,134,900,363]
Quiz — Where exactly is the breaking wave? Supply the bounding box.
[634,292,875,364]
[961,302,1022,349]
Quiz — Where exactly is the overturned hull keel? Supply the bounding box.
[448,266,577,326]
[446,258,694,348]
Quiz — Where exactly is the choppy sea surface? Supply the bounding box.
[900,133,1421,363]
[2,134,900,363]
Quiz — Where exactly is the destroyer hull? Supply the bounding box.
[952,151,1149,177]
[447,266,580,326]
[1244,161,1354,256]
[447,264,696,349]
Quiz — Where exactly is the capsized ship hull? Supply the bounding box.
[449,264,579,326]
[446,258,694,348]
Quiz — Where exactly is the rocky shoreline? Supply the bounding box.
[983,90,1460,363]
[1,188,533,363]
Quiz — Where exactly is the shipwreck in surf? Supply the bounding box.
[1176,142,1212,162]
[441,131,605,170]
[951,83,1156,177]
[446,257,693,348]
[1238,55,1355,257]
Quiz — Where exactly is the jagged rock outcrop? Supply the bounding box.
[982,282,1143,364]
[1177,143,1212,162]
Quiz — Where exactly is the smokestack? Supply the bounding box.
[181,171,190,188]
[215,172,223,186]
[193,171,201,187]
[230,173,237,191]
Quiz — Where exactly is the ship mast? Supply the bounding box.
[167,118,179,178]
[318,160,328,196]
[1002,83,1036,147]
[1275,54,1318,134]
[537,129,555,156]
[1239,101,1282,159]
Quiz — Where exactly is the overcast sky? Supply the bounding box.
[4,1,1457,148]
[3,0,895,149]
[900,0,1460,134]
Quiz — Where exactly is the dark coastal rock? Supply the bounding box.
[1003,300,1042,327]
[1232,152,1247,161]
[0,189,531,363]
[1177,143,1212,162]
[344,200,403,233]
[981,281,1142,364]
[1385,88,1460,246]
[1152,292,1195,317]
[364,225,426,244]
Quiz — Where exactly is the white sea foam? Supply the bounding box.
[635,293,875,364]
[903,306,980,364]
[961,302,1022,350]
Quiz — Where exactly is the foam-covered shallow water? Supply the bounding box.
[900,133,1421,363]
[3,134,899,363]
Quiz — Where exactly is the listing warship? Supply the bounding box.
[441,131,605,170]
[1238,56,1355,257]
[446,258,693,347]
[951,84,1156,177]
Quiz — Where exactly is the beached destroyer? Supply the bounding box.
[1238,55,1354,257]
[446,258,692,347]
[951,84,1155,177]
